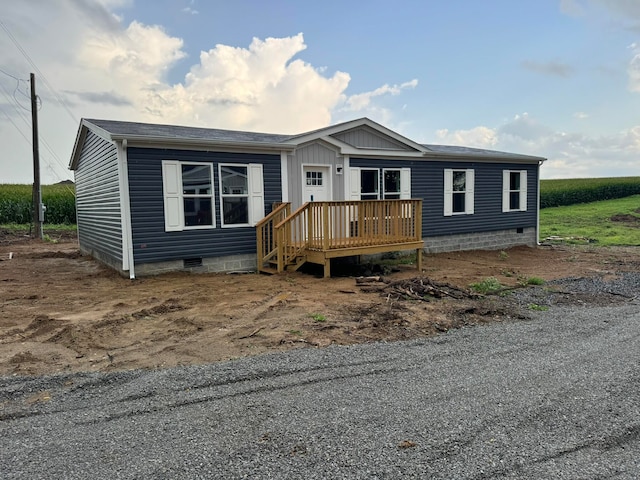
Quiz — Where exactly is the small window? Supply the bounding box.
[182,164,214,227]
[444,169,474,216]
[306,171,323,186]
[360,169,379,200]
[220,165,249,225]
[502,170,527,212]
[452,171,467,213]
[162,161,215,231]
[383,170,401,199]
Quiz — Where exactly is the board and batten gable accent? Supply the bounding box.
[126,147,280,265]
[349,158,538,238]
[73,130,123,270]
[287,141,344,208]
[332,126,415,151]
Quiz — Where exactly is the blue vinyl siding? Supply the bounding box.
[350,158,538,237]
[127,148,281,264]
[74,131,123,266]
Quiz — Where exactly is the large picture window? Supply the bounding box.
[162,161,215,231]
[502,170,527,212]
[444,169,474,216]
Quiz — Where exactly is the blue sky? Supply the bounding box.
[1,0,639,183]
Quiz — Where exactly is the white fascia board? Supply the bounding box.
[113,135,296,153]
[68,124,87,170]
[420,151,546,164]
[70,120,119,170]
[289,118,429,153]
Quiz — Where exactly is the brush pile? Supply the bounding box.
[355,276,479,302]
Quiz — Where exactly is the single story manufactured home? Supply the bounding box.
[69,117,545,278]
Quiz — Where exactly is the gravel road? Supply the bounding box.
[2,295,640,478]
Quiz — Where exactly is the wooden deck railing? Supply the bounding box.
[255,202,291,272]
[259,199,422,275]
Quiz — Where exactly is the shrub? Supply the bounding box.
[470,277,503,294]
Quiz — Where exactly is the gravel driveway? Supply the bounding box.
[2,297,640,478]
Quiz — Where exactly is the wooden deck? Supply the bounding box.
[257,200,423,277]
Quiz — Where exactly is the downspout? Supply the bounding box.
[536,158,546,246]
[118,139,136,279]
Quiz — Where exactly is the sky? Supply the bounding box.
[0,0,639,184]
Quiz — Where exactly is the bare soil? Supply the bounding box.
[1,230,639,376]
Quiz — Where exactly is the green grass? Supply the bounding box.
[310,313,326,322]
[540,195,640,245]
[470,277,503,294]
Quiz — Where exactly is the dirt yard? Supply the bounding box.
[1,230,639,376]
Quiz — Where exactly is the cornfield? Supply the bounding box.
[540,177,640,209]
[0,183,76,224]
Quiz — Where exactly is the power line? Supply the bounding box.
[0,20,79,125]
[0,81,75,186]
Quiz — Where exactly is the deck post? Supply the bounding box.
[322,202,330,251]
[323,258,331,278]
[277,227,285,273]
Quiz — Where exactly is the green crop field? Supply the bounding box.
[0,183,76,225]
[540,176,640,208]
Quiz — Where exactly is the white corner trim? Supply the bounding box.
[280,151,289,202]
[343,156,350,201]
[117,139,135,279]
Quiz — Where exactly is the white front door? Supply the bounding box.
[302,166,331,202]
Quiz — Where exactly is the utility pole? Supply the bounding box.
[30,72,43,239]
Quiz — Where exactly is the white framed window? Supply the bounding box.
[503,170,527,212]
[360,169,379,200]
[306,170,323,186]
[349,168,411,200]
[444,169,474,216]
[219,163,265,227]
[162,161,215,232]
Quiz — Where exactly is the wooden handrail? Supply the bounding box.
[256,202,291,272]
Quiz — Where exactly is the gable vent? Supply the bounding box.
[183,258,203,268]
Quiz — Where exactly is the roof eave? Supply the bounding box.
[420,151,546,163]
[111,134,296,152]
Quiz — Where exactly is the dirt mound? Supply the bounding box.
[610,214,640,225]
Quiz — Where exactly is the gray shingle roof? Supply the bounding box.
[81,118,544,162]
[421,144,543,160]
[85,119,294,144]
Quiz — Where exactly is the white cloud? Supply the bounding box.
[345,79,418,111]
[1,2,418,183]
[629,43,640,92]
[432,113,640,179]
[573,112,589,119]
[435,126,498,148]
[560,0,640,31]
